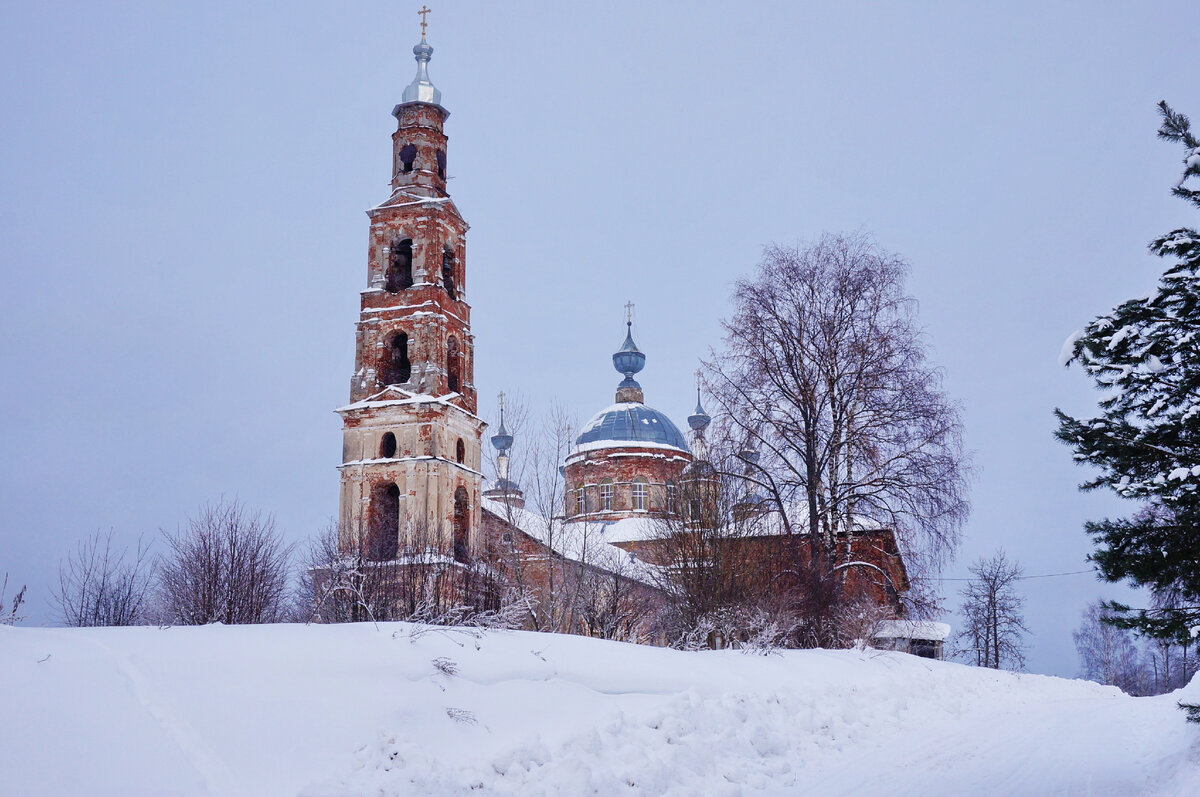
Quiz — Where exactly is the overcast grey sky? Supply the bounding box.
[1,1,1195,675]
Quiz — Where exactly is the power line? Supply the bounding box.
[936,569,1095,582]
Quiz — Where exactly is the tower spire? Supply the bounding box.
[401,8,442,107]
[687,369,711,460]
[613,303,646,404]
[687,370,710,433]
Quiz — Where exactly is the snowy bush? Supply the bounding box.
[0,573,24,626]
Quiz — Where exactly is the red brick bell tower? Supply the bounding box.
[336,27,485,563]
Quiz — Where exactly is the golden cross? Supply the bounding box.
[624,301,634,325]
[418,5,431,38]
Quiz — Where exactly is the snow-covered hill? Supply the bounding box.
[2,622,1198,796]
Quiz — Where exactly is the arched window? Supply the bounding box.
[446,336,460,392]
[436,150,446,180]
[442,249,456,299]
[382,331,411,385]
[368,483,400,561]
[632,478,648,511]
[599,480,614,512]
[456,438,465,465]
[380,432,397,459]
[385,238,413,293]
[398,143,417,173]
[666,482,677,514]
[452,486,469,563]
[576,487,586,516]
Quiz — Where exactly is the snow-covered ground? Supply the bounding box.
[2,622,1198,796]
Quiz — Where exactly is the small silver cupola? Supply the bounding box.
[400,7,442,107]
[484,391,526,508]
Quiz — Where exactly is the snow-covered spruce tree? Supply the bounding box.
[1056,102,1200,643]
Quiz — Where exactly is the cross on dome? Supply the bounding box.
[418,5,431,39]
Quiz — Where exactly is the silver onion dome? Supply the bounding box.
[400,37,442,106]
[490,415,513,452]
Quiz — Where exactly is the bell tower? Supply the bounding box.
[336,22,485,563]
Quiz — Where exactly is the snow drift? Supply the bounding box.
[2,622,1198,796]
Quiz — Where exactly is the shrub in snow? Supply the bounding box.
[158,498,293,625]
[51,529,154,627]
[0,573,24,626]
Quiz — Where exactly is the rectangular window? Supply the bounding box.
[576,488,586,515]
[632,481,648,511]
[600,483,613,511]
[666,483,677,513]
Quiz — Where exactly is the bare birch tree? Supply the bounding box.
[1073,597,1197,696]
[52,529,155,627]
[705,233,969,639]
[958,550,1028,670]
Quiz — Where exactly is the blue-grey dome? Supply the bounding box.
[612,323,646,377]
[573,402,689,454]
[687,394,711,432]
[490,418,513,452]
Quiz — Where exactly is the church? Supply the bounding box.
[333,22,924,645]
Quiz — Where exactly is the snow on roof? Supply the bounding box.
[568,439,693,458]
[872,620,952,642]
[481,498,662,586]
[335,386,480,420]
[339,455,481,476]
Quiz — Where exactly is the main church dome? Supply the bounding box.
[574,402,689,454]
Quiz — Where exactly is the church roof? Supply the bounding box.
[572,402,690,455]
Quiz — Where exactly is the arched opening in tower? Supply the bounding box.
[398,143,417,174]
[380,432,397,459]
[382,332,411,385]
[446,336,460,392]
[368,483,400,561]
[455,438,465,464]
[436,150,446,180]
[442,249,456,299]
[385,238,413,292]
[452,486,469,563]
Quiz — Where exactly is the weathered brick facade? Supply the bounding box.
[336,44,484,564]
[563,446,690,521]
